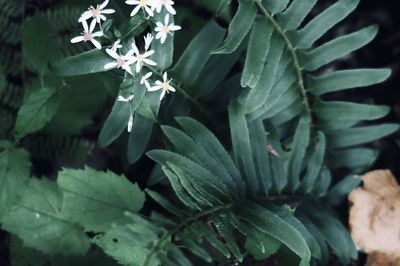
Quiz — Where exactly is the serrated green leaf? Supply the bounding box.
[1,179,90,256]
[0,146,30,219]
[327,148,377,171]
[58,167,145,232]
[145,189,187,217]
[293,0,360,49]
[301,25,378,71]
[213,0,256,54]
[54,50,113,76]
[246,227,281,260]
[277,0,317,31]
[229,101,258,195]
[327,124,399,149]
[15,86,59,140]
[172,21,225,87]
[308,68,391,96]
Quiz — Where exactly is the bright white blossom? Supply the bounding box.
[154,14,181,44]
[111,39,123,51]
[127,114,134,132]
[125,0,155,18]
[71,20,103,49]
[149,72,176,100]
[153,0,176,15]
[117,94,134,102]
[131,42,157,73]
[140,72,153,90]
[144,33,154,51]
[104,48,135,75]
[79,0,115,24]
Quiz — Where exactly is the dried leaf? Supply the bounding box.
[348,170,400,266]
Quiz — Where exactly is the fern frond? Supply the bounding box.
[21,135,94,162]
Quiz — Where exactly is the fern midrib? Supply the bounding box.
[254,0,311,113]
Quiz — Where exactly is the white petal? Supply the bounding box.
[155,80,163,86]
[92,31,103,37]
[169,25,181,31]
[91,39,102,49]
[106,49,119,59]
[163,72,168,81]
[148,86,161,92]
[127,115,134,132]
[144,72,152,79]
[160,33,167,44]
[155,32,163,40]
[143,58,157,66]
[155,22,163,29]
[130,5,141,17]
[144,6,154,17]
[165,5,176,15]
[131,43,140,55]
[168,86,176,92]
[160,90,166,100]
[164,14,169,25]
[99,14,107,21]
[79,11,93,22]
[100,0,109,9]
[122,65,133,75]
[125,0,139,4]
[143,50,155,57]
[89,19,97,33]
[136,61,142,73]
[104,62,118,69]
[82,20,89,32]
[71,36,85,43]
[102,9,115,14]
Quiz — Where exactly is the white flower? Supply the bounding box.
[153,0,176,15]
[71,20,103,49]
[104,48,135,75]
[79,0,115,24]
[125,0,154,18]
[111,39,123,51]
[131,42,157,73]
[140,72,153,90]
[117,94,134,102]
[144,33,154,51]
[154,14,181,44]
[148,72,176,100]
[127,114,134,132]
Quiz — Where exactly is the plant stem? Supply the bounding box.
[254,0,311,113]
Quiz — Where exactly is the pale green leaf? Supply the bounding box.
[277,0,317,31]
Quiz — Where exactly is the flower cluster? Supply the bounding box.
[71,0,181,132]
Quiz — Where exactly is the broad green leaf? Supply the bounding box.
[15,86,59,140]
[172,21,225,87]
[229,101,258,195]
[94,217,163,266]
[301,25,378,71]
[327,175,361,206]
[293,0,360,49]
[277,0,317,31]
[298,132,326,194]
[212,215,243,262]
[308,68,391,96]
[213,0,257,54]
[327,148,377,171]
[127,114,154,164]
[175,117,245,197]
[299,203,357,264]
[241,17,273,88]
[327,124,399,149]
[120,15,147,39]
[312,167,332,197]
[0,146,30,219]
[237,202,311,266]
[244,33,284,113]
[287,113,311,192]
[98,81,146,148]
[262,0,289,14]
[58,167,145,232]
[1,179,90,256]
[313,99,390,121]
[10,237,47,266]
[54,50,113,76]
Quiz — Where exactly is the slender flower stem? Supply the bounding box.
[254,0,311,113]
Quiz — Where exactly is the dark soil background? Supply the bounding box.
[0,0,399,265]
